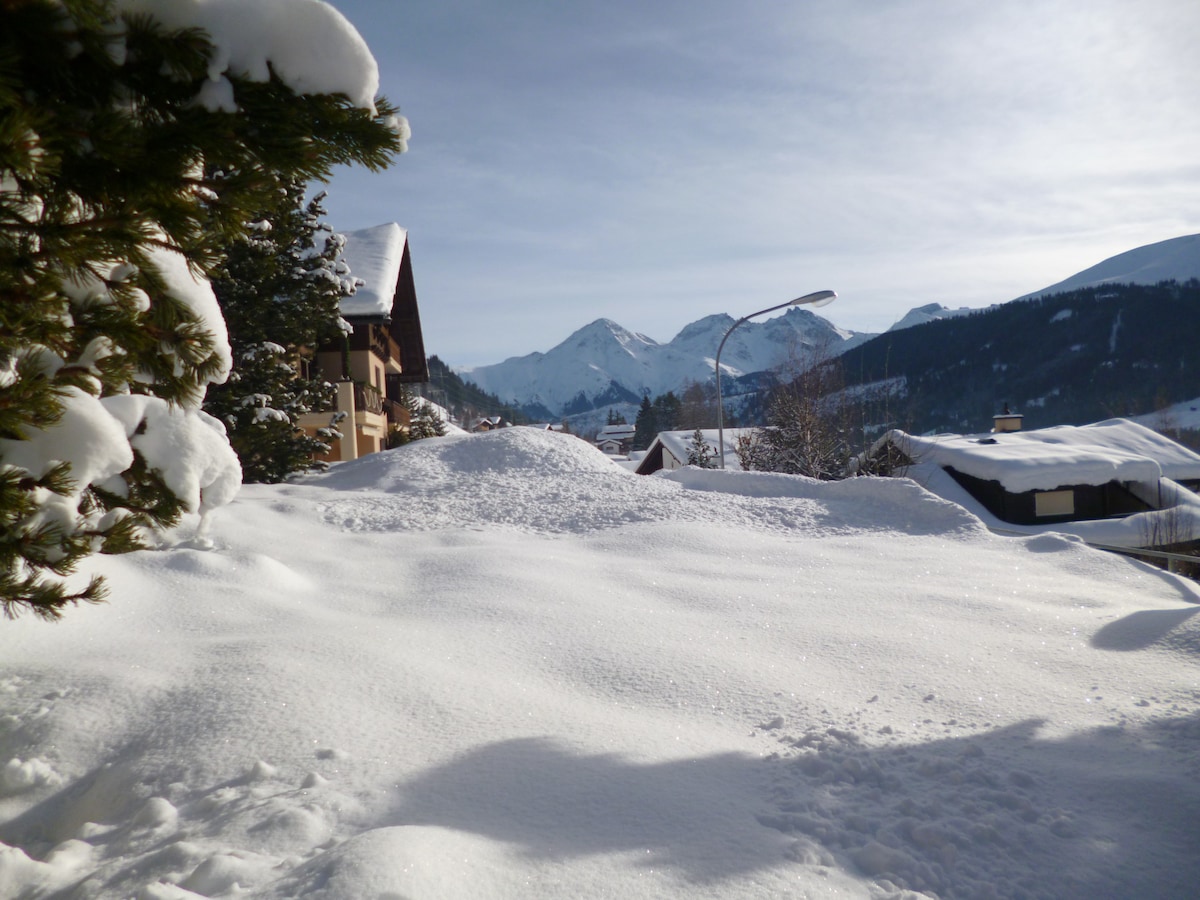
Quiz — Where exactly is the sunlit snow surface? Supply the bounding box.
[2,428,1199,899]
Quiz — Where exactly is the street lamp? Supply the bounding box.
[715,289,837,468]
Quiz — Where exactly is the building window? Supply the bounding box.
[1034,489,1075,518]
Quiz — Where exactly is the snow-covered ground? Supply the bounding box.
[2,428,1199,899]
[1133,397,1200,435]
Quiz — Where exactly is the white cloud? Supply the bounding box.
[323,0,1200,365]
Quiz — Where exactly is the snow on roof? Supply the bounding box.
[870,420,1200,549]
[905,457,1200,549]
[884,418,1200,496]
[338,223,407,319]
[1031,419,1200,482]
[647,428,757,471]
[889,426,1164,494]
[596,424,635,440]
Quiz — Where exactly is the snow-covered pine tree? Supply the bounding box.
[405,389,448,441]
[0,0,405,618]
[386,386,446,447]
[203,184,356,482]
[686,428,716,468]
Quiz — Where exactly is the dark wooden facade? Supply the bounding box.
[339,239,428,384]
[945,467,1153,526]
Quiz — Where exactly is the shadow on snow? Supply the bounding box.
[384,713,1200,898]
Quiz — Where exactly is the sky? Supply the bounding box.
[3,426,1199,898]
[318,0,1200,368]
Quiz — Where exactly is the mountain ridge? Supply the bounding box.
[1018,233,1200,300]
[461,307,871,419]
[457,233,1200,424]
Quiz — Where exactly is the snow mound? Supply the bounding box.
[317,426,623,491]
[3,425,1200,898]
[309,428,984,539]
[259,826,507,899]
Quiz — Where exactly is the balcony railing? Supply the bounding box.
[352,381,384,416]
[382,397,407,427]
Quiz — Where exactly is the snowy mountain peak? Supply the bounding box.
[887,302,985,332]
[462,309,872,418]
[670,314,736,344]
[567,317,659,352]
[1021,232,1200,299]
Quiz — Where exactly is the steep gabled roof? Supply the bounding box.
[339,223,407,319]
[338,222,428,383]
[634,428,756,474]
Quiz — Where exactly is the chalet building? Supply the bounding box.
[634,430,697,474]
[862,418,1200,549]
[634,428,755,474]
[595,423,635,456]
[471,416,509,432]
[298,223,428,461]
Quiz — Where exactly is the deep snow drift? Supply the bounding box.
[1,428,1198,899]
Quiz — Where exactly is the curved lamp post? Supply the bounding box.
[715,289,837,468]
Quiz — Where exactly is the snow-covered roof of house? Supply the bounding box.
[636,428,758,474]
[596,424,636,441]
[338,223,407,319]
[878,419,1200,548]
[1052,419,1200,482]
[887,419,1200,493]
[893,437,1155,494]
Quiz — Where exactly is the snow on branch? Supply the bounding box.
[117,0,384,113]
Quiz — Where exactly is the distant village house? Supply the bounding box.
[595,423,636,456]
[634,429,754,474]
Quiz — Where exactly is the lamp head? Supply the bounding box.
[791,290,837,308]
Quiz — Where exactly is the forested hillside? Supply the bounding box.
[836,280,1200,433]
[423,356,531,425]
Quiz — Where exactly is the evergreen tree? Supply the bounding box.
[408,392,448,441]
[388,386,446,446]
[653,391,682,432]
[424,355,529,427]
[0,0,404,618]
[606,408,627,426]
[686,428,716,468]
[633,395,657,450]
[679,380,718,429]
[202,184,354,482]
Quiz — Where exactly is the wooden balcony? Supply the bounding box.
[352,381,384,416]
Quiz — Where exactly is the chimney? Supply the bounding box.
[992,403,1023,433]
